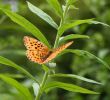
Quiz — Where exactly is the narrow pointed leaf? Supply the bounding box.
[0,74,33,100]
[27,2,58,29]
[32,83,40,96]
[3,73,24,79]
[66,0,78,5]
[89,21,110,27]
[59,34,89,43]
[47,0,63,17]
[0,56,39,83]
[44,81,99,94]
[0,50,25,56]
[58,19,110,37]
[60,49,110,70]
[0,8,50,48]
[58,19,93,37]
[49,74,102,85]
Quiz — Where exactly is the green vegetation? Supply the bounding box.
[0,0,110,100]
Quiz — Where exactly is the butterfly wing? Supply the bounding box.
[24,36,50,56]
[24,36,51,64]
[43,41,73,64]
[26,50,44,64]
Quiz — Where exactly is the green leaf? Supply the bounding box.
[47,0,63,17]
[32,83,40,96]
[3,73,24,79]
[59,34,89,44]
[66,0,78,5]
[0,50,25,56]
[58,19,110,37]
[0,8,50,48]
[44,81,99,94]
[89,20,110,27]
[27,2,58,29]
[58,19,93,37]
[0,56,39,83]
[60,49,110,70]
[49,74,102,85]
[0,74,33,100]
[69,5,79,10]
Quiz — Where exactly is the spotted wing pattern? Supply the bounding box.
[43,41,73,64]
[24,36,73,64]
[24,36,50,57]
[26,50,43,64]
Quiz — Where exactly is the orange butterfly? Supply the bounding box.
[24,36,73,64]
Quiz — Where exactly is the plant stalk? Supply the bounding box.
[35,71,49,100]
[54,3,69,48]
[36,2,70,100]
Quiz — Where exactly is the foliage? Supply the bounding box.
[0,0,110,100]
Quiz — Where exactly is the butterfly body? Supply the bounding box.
[24,36,73,64]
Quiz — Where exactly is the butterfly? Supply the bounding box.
[24,36,73,64]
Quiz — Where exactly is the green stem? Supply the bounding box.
[54,16,64,48]
[35,71,49,100]
[54,33,60,48]
[54,3,69,48]
[35,2,70,100]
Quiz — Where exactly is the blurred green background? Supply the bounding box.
[0,0,110,100]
